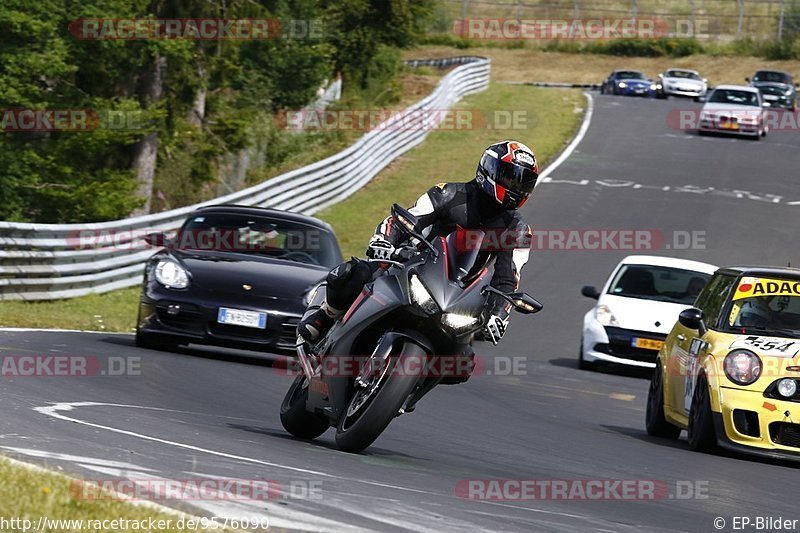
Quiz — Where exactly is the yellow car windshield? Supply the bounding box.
[727,277,800,337]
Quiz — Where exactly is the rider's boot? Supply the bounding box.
[297,301,342,342]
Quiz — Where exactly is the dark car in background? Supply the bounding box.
[600,70,656,97]
[135,205,342,353]
[747,70,797,111]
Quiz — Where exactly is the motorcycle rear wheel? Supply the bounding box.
[335,341,426,453]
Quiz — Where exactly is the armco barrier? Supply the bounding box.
[0,57,490,301]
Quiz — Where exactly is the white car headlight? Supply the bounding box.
[595,305,619,327]
[618,82,627,88]
[409,274,439,314]
[650,83,657,90]
[442,312,480,332]
[154,259,189,289]
[723,350,762,386]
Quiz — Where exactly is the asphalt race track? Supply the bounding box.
[2,93,800,532]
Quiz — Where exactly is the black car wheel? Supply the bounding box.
[645,360,681,439]
[687,375,717,452]
[280,375,330,439]
[134,330,179,351]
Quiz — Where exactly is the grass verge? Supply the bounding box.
[0,457,233,532]
[0,83,584,331]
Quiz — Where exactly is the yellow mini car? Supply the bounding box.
[646,266,800,460]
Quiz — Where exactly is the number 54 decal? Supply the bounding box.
[729,336,800,357]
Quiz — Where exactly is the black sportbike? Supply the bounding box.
[280,205,542,453]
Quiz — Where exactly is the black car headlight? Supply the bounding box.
[154,259,189,289]
[723,350,762,386]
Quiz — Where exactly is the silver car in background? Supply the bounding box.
[655,68,707,100]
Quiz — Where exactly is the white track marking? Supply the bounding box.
[29,401,608,529]
[535,91,594,185]
[0,327,131,335]
[33,402,431,493]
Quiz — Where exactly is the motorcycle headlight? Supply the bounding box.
[154,259,189,289]
[442,312,480,332]
[595,305,619,327]
[724,350,762,386]
[650,83,657,90]
[409,274,439,314]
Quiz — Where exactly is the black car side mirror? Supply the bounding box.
[679,307,707,336]
[143,232,169,247]
[581,285,600,300]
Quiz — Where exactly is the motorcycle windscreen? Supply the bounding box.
[445,228,485,283]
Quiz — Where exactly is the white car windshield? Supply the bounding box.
[608,265,711,305]
[708,89,760,107]
[666,70,701,80]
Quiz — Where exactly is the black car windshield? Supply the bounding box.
[175,213,339,267]
[617,71,646,80]
[666,70,701,80]
[608,265,711,305]
[753,71,792,84]
[708,89,760,107]
[723,277,800,338]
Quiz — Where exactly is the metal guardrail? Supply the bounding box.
[0,57,491,301]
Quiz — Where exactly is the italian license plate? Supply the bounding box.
[632,337,664,351]
[764,94,778,101]
[217,307,267,329]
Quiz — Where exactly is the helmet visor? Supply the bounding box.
[494,159,538,195]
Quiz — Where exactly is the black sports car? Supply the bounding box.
[135,205,342,353]
[747,70,797,111]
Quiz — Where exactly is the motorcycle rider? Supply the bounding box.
[298,140,538,348]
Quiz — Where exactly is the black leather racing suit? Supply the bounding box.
[325,180,532,322]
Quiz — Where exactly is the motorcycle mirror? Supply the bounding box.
[506,292,543,314]
[391,204,421,234]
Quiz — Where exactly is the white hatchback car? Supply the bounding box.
[580,255,718,370]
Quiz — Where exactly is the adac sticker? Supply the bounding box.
[732,277,800,300]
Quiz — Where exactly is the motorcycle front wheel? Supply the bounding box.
[335,341,426,453]
[280,375,330,439]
